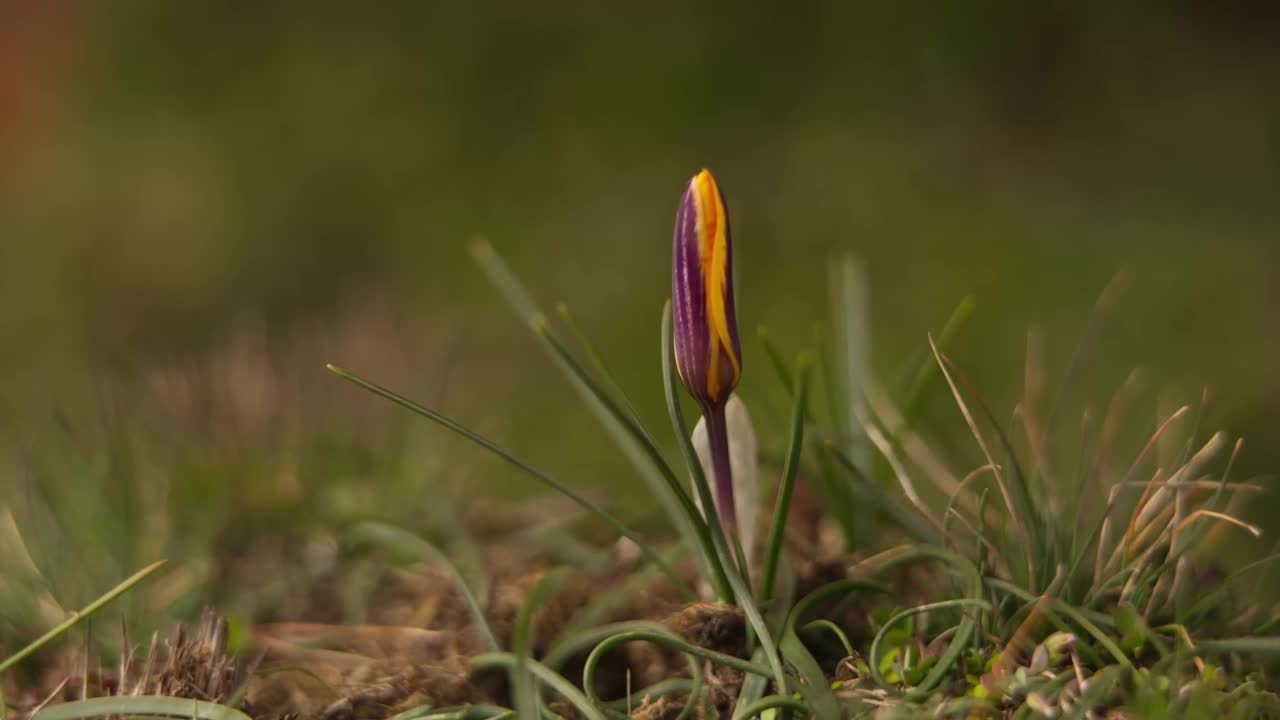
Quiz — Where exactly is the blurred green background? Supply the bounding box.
[1,2,1278,628]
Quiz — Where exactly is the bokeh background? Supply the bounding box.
[1,2,1278,633]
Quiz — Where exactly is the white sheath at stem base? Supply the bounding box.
[691,393,759,572]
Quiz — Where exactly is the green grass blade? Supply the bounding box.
[542,620,667,672]
[1193,637,1280,655]
[346,522,499,652]
[982,577,1114,628]
[776,629,835,717]
[777,579,890,720]
[853,545,985,700]
[733,695,812,718]
[0,560,166,675]
[556,303,647,430]
[659,302,734,601]
[661,302,789,692]
[469,239,707,595]
[580,625,707,720]
[582,629,767,687]
[471,653,606,720]
[809,331,859,550]
[511,568,571,719]
[730,647,773,720]
[829,252,873,544]
[513,568,569,658]
[416,706,512,720]
[534,326,706,532]
[327,364,695,601]
[829,252,869,462]
[800,620,854,657]
[760,356,811,603]
[897,296,975,428]
[31,696,249,720]
[546,621,704,720]
[868,599,991,691]
[1046,597,1134,672]
[788,579,896,628]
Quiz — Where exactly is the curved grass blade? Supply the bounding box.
[661,302,789,693]
[346,522,499,651]
[510,569,571,718]
[470,239,709,589]
[658,303,735,600]
[0,560,166,675]
[982,577,1114,628]
[31,696,248,720]
[853,545,985,700]
[730,648,773,720]
[774,580,892,720]
[734,695,812,718]
[542,620,667,672]
[549,621,705,720]
[471,653,605,720]
[327,364,695,601]
[760,356,811,604]
[868,599,991,691]
[1046,597,1134,672]
[535,324,725,591]
[582,628,759,698]
[416,705,513,720]
[776,631,834,717]
[801,620,854,657]
[583,627,710,720]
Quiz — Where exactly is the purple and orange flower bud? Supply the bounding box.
[672,169,748,542]
[672,169,742,412]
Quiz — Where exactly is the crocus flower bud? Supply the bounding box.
[672,169,747,545]
[672,169,741,411]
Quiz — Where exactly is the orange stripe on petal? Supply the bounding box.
[692,169,740,402]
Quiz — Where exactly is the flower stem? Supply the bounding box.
[703,401,737,537]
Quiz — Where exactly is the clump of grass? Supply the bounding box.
[317,241,1278,718]
[2,225,1277,717]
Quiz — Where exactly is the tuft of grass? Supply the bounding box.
[8,242,1278,719]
